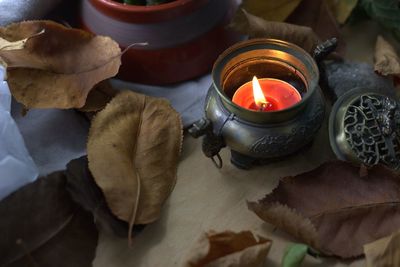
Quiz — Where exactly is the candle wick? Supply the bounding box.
[259,101,268,111]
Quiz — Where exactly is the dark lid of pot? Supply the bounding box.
[329,87,400,170]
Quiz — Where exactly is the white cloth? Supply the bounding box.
[12,105,89,176]
[11,75,210,176]
[0,67,38,200]
[0,0,61,26]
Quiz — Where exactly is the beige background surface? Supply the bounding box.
[94,21,394,267]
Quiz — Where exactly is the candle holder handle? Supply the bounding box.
[313,38,338,97]
[188,118,226,169]
[313,37,338,64]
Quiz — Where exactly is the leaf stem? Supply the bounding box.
[16,238,39,267]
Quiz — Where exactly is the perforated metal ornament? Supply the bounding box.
[330,88,400,169]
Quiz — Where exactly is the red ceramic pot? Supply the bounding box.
[81,0,240,85]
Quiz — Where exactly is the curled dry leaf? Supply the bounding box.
[232,10,319,54]
[374,35,400,77]
[248,161,400,259]
[0,20,121,109]
[0,172,98,267]
[182,231,271,267]
[87,91,182,237]
[364,229,400,267]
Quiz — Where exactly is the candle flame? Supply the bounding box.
[252,76,268,107]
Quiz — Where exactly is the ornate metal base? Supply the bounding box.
[230,150,256,169]
[230,141,314,169]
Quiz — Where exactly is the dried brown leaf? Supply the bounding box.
[374,35,400,77]
[0,172,98,267]
[182,231,271,267]
[364,229,400,267]
[87,91,182,236]
[248,161,400,259]
[0,20,121,109]
[286,0,345,56]
[233,10,319,54]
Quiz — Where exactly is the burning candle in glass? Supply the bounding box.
[232,76,302,111]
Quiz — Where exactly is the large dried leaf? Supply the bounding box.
[0,20,121,109]
[364,229,400,267]
[374,35,400,77]
[248,161,400,258]
[233,10,319,54]
[65,156,133,237]
[239,0,302,23]
[87,91,182,232]
[182,231,271,267]
[286,0,345,55]
[0,172,98,267]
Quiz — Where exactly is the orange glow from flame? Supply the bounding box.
[252,76,268,107]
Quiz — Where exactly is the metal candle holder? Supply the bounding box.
[189,38,337,169]
[330,88,400,169]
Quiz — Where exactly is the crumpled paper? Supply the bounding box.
[0,0,61,26]
[0,67,38,200]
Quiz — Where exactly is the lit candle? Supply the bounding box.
[232,76,302,112]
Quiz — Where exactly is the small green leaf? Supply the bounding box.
[281,243,308,267]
